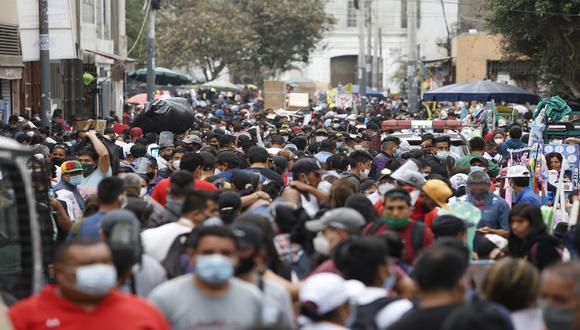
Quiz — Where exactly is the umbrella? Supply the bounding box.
[200,80,242,92]
[128,67,191,86]
[127,93,161,104]
[351,84,384,99]
[423,80,539,104]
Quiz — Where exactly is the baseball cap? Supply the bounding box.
[291,158,323,176]
[469,156,489,166]
[129,127,143,138]
[450,173,468,191]
[216,151,240,167]
[61,160,83,174]
[505,165,530,178]
[305,207,365,234]
[431,215,472,237]
[396,170,426,189]
[299,273,352,315]
[183,134,202,145]
[219,190,242,213]
[232,222,264,250]
[100,209,140,236]
[422,179,452,210]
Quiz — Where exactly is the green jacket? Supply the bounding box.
[456,153,499,177]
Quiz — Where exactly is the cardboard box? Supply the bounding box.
[73,119,107,134]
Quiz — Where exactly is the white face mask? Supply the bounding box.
[378,182,395,195]
[436,151,449,160]
[313,232,330,256]
[361,168,370,179]
[315,136,325,143]
[494,138,504,144]
[140,187,148,198]
[172,160,180,170]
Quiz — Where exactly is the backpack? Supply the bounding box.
[366,220,425,256]
[161,232,192,279]
[351,296,397,330]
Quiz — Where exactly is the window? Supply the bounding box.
[347,0,357,27]
[82,0,95,24]
[401,0,421,28]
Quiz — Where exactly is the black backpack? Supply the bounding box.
[351,296,397,330]
[161,232,192,279]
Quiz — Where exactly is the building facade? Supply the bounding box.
[0,0,23,123]
[281,0,458,94]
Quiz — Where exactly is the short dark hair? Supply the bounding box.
[468,137,485,152]
[433,136,451,147]
[181,190,209,215]
[334,237,389,286]
[412,245,468,293]
[97,177,125,204]
[55,239,107,264]
[179,152,204,172]
[509,126,523,139]
[247,146,269,164]
[169,170,194,197]
[348,150,373,168]
[319,139,336,152]
[78,148,98,162]
[130,143,147,158]
[384,188,412,206]
[441,300,513,330]
[326,154,349,172]
[219,134,236,148]
[421,133,434,142]
[144,132,158,144]
[188,225,238,250]
[379,231,404,260]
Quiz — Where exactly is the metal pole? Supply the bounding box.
[366,0,372,89]
[146,8,155,103]
[379,27,383,91]
[357,0,366,114]
[39,0,51,130]
[372,0,379,90]
[406,0,418,112]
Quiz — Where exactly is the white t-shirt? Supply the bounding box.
[141,218,194,262]
[79,167,112,198]
[352,287,414,329]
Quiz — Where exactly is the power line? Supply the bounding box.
[507,8,580,17]
[127,0,151,55]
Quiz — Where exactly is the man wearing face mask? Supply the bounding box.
[75,177,126,240]
[156,138,174,171]
[53,160,86,222]
[77,131,111,198]
[506,165,542,206]
[306,207,366,275]
[370,137,400,180]
[465,171,510,250]
[232,223,295,329]
[281,159,328,218]
[146,171,194,229]
[182,134,203,152]
[344,150,374,188]
[148,225,263,330]
[457,137,500,177]
[426,136,455,177]
[364,189,434,264]
[540,261,580,330]
[8,240,170,330]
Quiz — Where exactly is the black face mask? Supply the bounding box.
[51,157,64,167]
[161,154,171,161]
[235,254,256,276]
[146,172,156,181]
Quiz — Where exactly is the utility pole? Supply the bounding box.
[372,0,380,90]
[39,0,51,130]
[406,0,418,112]
[146,3,156,103]
[378,28,383,91]
[366,0,372,89]
[357,0,366,114]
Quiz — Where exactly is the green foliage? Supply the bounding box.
[155,0,335,81]
[485,0,580,96]
[126,0,148,66]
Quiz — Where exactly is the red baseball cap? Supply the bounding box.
[130,127,143,138]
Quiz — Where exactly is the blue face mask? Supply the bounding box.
[195,254,234,285]
[394,149,402,158]
[436,151,449,160]
[74,264,117,296]
[68,174,84,186]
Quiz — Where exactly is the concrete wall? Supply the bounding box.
[0,0,18,25]
[419,0,458,61]
[452,33,502,83]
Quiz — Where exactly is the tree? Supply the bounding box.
[126,0,149,66]
[155,0,334,82]
[486,0,580,97]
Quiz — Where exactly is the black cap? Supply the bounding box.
[431,215,470,237]
[291,158,322,175]
[100,210,140,236]
[216,151,240,167]
[232,222,264,250]
[219,190,242,212]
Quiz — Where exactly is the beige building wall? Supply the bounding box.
[452,33,503,83]
[0,0,18,25]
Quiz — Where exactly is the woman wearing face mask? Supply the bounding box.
[507,203,562,270]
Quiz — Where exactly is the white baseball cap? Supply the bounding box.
[505,165,530,178]
[299,273,362,315]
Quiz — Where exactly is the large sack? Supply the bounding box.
[132,97,195,134]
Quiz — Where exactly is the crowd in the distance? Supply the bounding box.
[1,98,579,330]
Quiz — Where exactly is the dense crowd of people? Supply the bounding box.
[1,98,579,330]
